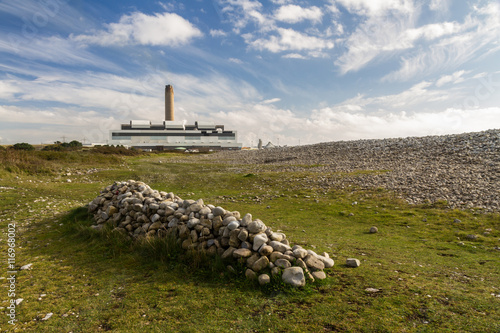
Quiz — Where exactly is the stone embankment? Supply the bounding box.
[211,129,500,213]
[88,181,335,287]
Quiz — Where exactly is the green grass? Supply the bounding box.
[0,151,499,332]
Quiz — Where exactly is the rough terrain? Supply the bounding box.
[207,129,500,212]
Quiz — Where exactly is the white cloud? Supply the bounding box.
[435,70,468,87]
[326,2,341,15]
[429,0,450,12]
[335,13,415,74]
[308,107,500,142]
[0,0,89,33]
[220,0,272,32]
[336,0,414,16]
[404,22,461,41]
[336,2,500,79]
[0,80,21,100]
[219,1,336,59]
[282,53,306,59]
[383,4,500,82]
[0,35,118,69]
[73,12,202,47]
[228,57,243,64]
[274,5,323,24]
[247,28,334,53]
[210,29,228,37]
[269,0,293,4]
[395,4,499,81]
[325,22,344,36]
[261,98,281,104]
[158,2,175,11]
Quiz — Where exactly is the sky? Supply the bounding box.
[0,0,499,147]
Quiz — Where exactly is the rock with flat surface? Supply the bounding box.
[253,233,268,251]
[346,258,361,267]
[304,254,325,271]
[248,219,266,234]
[252,256,270,272]
[233,248,252,258]
[282,267,305,287]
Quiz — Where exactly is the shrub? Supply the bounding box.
[11,142,35,151]
[42,140,83,151]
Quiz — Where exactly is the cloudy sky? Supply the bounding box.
[0,0,499,146]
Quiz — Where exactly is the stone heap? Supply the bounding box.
[88,180,334,287]
[205,129,500,212]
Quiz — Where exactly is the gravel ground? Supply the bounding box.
[206,129,500,213]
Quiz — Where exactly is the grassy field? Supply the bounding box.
[0,150,499,332]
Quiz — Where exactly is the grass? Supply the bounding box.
[0,150,499,332]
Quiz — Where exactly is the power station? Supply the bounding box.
[109,85,242,151]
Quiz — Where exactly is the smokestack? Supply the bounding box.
[165,85,174,121]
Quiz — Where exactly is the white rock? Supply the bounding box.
[252,233,268,251]
[233,248,252,258]
[317,255,334,268]
[213,206,226,216]
[258,274,271,285]
[292,247,308,259]
[282,267,305,287]
[187,218,200,229]
[248,219,266,233]
[241,213,252,227]
[269,240,291,253]
[223,216,237,226]
[41,313,53,321]
[346,258,361,267]
[270,232,284,242]
[227,221,240,231]
[307,249,319,257]
[20,263,33,270]
[199,207,212,215]
[275,258,292,269]
[312,271,327,280]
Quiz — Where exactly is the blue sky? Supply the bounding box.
[0,0,499,146]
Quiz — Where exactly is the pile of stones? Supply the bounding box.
[88,180,334,287]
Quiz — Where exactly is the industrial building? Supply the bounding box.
[109,85,242,151]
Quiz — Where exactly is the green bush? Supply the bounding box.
[11,142,35,151]
[43,140,83,151]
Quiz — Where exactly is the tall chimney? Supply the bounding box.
[165,85,174,121]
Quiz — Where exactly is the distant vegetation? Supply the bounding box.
[11,142,35,151]
[0,143,143,175]
[91,144,143,156]
[42,140,83,151]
